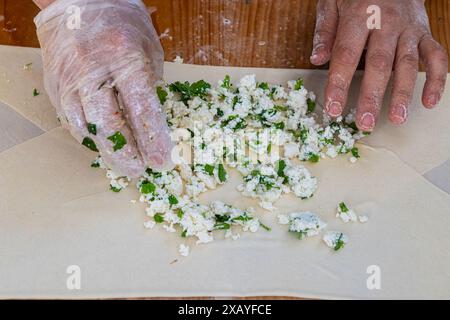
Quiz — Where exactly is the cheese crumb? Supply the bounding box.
[179,244,190,257]
[358,215,369,223]
[288,212,327,239]
[173,55,184,64]
[143,220,156,229]
[277,214,290,225]
[336,202,357,223]
[349,156,358,163]
[323,231,348,251]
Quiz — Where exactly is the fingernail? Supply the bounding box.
[390,105,407,124]
[310,54,320,64]
[310,45,326,64]
[427,94,439,108]
[360,112,375,130]
[326,101,342,117]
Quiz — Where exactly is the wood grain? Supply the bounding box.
[148,0,317,68]
[1,0,449,70]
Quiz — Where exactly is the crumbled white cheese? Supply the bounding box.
[349,156,358,163]
[323,231,348,251]
[143,220,156,229]
[179,244,190,256]
[173,55,184,64]
[336,202,358,223]
[277,214,290,225]
[225,230,241,240]
[288,212,327,239]
[358,215,369,223]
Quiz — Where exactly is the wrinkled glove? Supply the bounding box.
[311,0,448,131]
[35,0,173,177]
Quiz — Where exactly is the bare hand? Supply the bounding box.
[311,0,448,131]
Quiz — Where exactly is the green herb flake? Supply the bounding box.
[259,222,272,232]
[300,127,309,143]
[140,180,156,195]
[308,153,320,163]
[87,123,97,135]
[156,86,168,105]
[294,78,304,90]
[107,131,127,151]
[204,164,215,176]
[276,159,286,177]
[168,194,179,205]
[188,80,210,94]
[91,160,100,168]
[110,185,122,193]
[169,80,211,105]
[146,168,158,177]
[222,75,231,89]
[220,114,237,128]
[177,209,184,219]
[232,96,239,108]
[154,214,164,223]
[216,108,224,117]
[274,122,285,130]
[307,98,316,113]
[274,105,288,112]
[339,202,349,213]
[214,222,231,230]
[232,214,252,222]
[290,230,307,240]
[258,82,269,90]
[33,88,40,97]
[334,233,345,251]
[181,229,187,237]
[351,147,360,158]
[218,164,227,182]
[186,128,195,138]
[348,122,358,131]
[82,137,99,152]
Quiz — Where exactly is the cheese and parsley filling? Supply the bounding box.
[323,231,349,251]
[278,212,327,239]
[336,202,369,224]
[91,74,370,256]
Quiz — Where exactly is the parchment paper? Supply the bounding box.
[0,127,449,299]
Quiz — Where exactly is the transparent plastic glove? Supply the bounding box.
[35,0,173,178]
[311,0,448,131]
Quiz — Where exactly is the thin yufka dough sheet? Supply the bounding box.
[0,45,449,174]
[0,46,59,131]
[0,128,449,299]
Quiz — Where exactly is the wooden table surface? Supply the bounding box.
[1,0,449,70]
[0,0,448,300]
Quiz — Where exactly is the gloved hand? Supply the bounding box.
[311,0,448,131]
[34,0,173,177]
